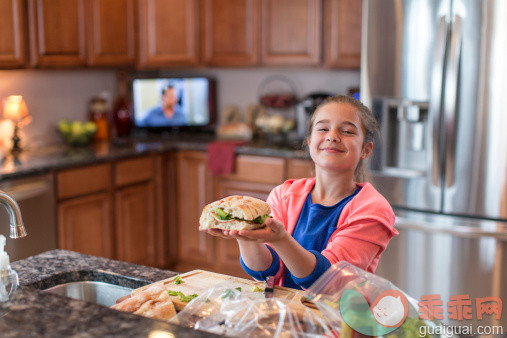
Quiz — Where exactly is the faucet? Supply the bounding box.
[0,190,27,239]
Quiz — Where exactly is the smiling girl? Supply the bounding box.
[201,95,398,289]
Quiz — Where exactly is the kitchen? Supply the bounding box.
[1,0,506,337]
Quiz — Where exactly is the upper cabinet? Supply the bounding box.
[0,0,26,68]
[261,0,321,66]
[87,0,136,66]
[28,0,136,68]
[4,0,361,69]
[28,0,87,67]
[201,0,259,67]
[137,0,199,68]
[324,0,362,69]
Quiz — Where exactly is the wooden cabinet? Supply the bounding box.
[0,0,26,68]
[324,0,362,69]
[87,0,136,66]
[56,155,164,267]
[28,0,135,67]
[58,193,114,258]
[7,0,360,69]
[260,0,321,66]
[56,163,114,258]
[115,182,156,266]
[28,0,87,67]
[137,0,199,68]
[114,156,160,267]
[174,151,215,272]
[286,158,314,179]
[201,0,259,66]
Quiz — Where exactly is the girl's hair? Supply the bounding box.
[305,95,379,182]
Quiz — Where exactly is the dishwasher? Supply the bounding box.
[0,173,57,262]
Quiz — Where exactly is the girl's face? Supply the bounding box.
[307,102,372,174]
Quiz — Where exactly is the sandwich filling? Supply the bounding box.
[214,208,269,224]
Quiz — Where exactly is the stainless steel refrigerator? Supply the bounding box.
[361,0,507,330]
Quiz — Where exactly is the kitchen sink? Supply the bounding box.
[44,281,132,307]
[30,270,150,307]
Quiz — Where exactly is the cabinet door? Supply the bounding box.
[175,151,214,271]
[58,193,114,258]
[138,0,199,68]
[213,179,276,278]
[324,0,361,69]
[87,0,135,66]
[115,183,157,266]
[261,0,321,65]
[28,0,87,67]
[0,0,26,68]
[201,0,259,66]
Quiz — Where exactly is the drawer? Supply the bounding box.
[57,163,112,199]
[286,158,314,179]
[220,155,285,185]
[115,156,153,186]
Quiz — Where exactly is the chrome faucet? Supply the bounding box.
[0,190,27,239]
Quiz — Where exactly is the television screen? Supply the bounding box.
[132,77,214,129]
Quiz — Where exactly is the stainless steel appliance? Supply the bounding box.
[0,174,57,262]
[362,0,507,329]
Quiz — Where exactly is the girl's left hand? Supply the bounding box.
[223,217,288,243]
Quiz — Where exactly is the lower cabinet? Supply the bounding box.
[58,192,114,258]
[56,155,163,267]
[55,150,312,275]
[115,182,156,266]
[286,158,314,179]
[174,151,215,273]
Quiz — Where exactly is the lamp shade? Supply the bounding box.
[3,95,29,121]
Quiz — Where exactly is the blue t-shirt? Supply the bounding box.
[241,186,361,290]
[139,105,187,127]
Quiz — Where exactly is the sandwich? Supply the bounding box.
[199,195,271,230]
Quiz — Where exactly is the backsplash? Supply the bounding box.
[0,68,359,152]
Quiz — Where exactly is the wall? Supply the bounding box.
[0,68,359,151]
[0,69,118,150]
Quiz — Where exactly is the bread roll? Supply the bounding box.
[200,195,271,230]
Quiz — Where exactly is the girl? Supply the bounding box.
[201,95,398,289]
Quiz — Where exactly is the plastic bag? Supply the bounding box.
[171,287,333,337]
[172,262,451,337]
[304,261,449,337]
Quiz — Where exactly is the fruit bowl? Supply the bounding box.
[57,120,97,147]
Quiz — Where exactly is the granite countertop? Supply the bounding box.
[0,250,217,337]
[0,133,310,181]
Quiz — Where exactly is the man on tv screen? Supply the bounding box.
[139,85,187,127]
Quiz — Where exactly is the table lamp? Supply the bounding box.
[2,95,30,154]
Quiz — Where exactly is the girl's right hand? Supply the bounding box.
[199,227,235,239]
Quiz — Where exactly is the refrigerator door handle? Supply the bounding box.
[396,216,507,240]
[428,16,449,187]
[444,15,463,188]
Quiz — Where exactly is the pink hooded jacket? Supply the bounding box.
[266,177,398,287]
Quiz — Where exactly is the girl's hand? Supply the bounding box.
[234,218,288,243]
[199,227,235,239]
[199,218,288,243]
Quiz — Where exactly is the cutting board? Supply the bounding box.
[132,269,303,311]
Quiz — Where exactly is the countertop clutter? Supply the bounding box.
[1,250,215,337]
[0,134,309,181]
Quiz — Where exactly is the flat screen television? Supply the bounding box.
[132,77,216,132]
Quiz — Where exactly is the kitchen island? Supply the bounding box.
[0,250,216,337]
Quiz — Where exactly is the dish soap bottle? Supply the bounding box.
[0,235,18,302]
